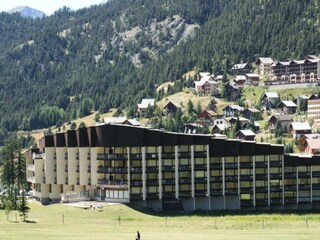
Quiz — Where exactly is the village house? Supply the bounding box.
[194,75,219,96]
[104,117,141,126]
[226,117,250,128]
[268,114,292,133]
[277,100,297,114]
[231,63,251,76]
[211,123,227,134]
[163,101,182,115]
[302,139,320,155]
[137,98,155,117]
[223,105,244,117]
[225,82,241,100]
[243,107,261,120]
[197,109,219,126]
[245,73,260,86]
[290,122,312,139]
[234,75,247,88]
[298,134,320,152]
[213,117,227,126]
[255,57,274,77]
[236,129,256,141]
[261,92,279,110]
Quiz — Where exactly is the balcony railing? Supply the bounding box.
[33,153,44,159]
[97,179,129,189]
[27,176,35,183]
[145,153,158,159]
[146,179,158,186]
[195,190,206,196]
[178,165,191,171]
[194,177,206,183]
[146,192,158,199]
[179,178,191,184]
[210,164,222,170]
[162,153,175,159]
[162,179,175,185]
[27,164,35,171]
[97,153,128,160]
[179,191,191,197]
[146,166,158,173]
[210,189,223,195]
[225,189,238,195]
[98,167,127,173]
[194,164,206,170]
[194,152,207,158]
[178,152,191,158]
[162,166,175,171]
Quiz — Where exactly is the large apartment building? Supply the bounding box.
[26,124,320,211]
[270,55,320,83]
[307,99,320,127]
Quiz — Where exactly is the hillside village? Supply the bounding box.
[96,54,320,155]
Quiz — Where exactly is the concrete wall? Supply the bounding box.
[45,148,56,184]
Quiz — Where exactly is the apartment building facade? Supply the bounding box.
[26,124,320,211]
[308,99,320,127]
[270,55,320,83]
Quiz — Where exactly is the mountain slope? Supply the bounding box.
[8,6,46,18]
[0,0,319,143]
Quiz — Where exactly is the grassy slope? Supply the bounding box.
[0,202,320,240]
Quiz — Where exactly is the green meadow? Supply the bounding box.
[1,202,320,240]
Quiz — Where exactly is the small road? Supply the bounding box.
[266,82,318,90]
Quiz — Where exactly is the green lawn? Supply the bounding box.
[1,202,320,240]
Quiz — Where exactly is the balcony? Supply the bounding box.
[179,178,191,184]
[255,187,268,193]
[97,153,128,160]
[131,180,142,187]
[240,175,253,181]
[240,163,253,168]
[178,152,191,158]
[284,173,296,179]
[162,192,175,198]
[194,151,207,158]
[210,189,223,195]
[27,164,35,171]
[145,153,158,159]
[225,176,238,182]
[162,179,175,185]
[146,166,158,173]
[285,198,297,204]
[195,190,206,196]
[256,199,268,205]
[98,166,127,174]
[270,173,282,179]
[240,200,253,206]
[130,167,142,173]
[210,176,222,182]
[284,185,296,191]
[97,179,129,189]
[130,154,142,160]
[146,192,158,199]
[225,163,238,169]
[270,186,282,192]
[270,162,282,167]
[146,179,158,186]
[240,187,253,193]
[225,189,238,195]
[255,162,267,168]
[130,193,143,200]
[255,174,267,180]
[298,172,310,178]
[27,176,35,183]
[194,177,206,183]
[162,153,175,159]
[298,184,311,190]
[33,153,44,159]
[162,166,175,171]
[194,164,206,170]
[178,165,191,171]
[210,164,222,170]
[312,171,320,177]
[312,183,320,190]
[179,191,191,197]
[270,198,282,205]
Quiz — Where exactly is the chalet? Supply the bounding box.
[213,117,227,126]
[184,123,202,134]
[197,72,211,80]
[137,99,155,117]
[255,57,273,77]
[163,101,182,115]
[226,117,250,128]
[303,139,320,155]
[211,124,227,134]
[236,129,256,141]
[214,75,224,82]
[298,134,320,153]
[268,114,292,132]
[290,122,312,139]
[104,117,141,126]
[231,63,251,76]
[245,73,260,86]
[243,108,261,120]
[253,121,261,132]
[226,82,241,100]
[223,105,244,117]
[234,75,247,88]
[197,110,218,126]
[194,75,219,96]
[277,100,297,114]
[261,92,279,110]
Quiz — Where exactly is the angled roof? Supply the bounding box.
[227,81,240,90]
[306,139,320,150]
[213,124,227,131]
[137,99,155,109]
[223,105,244,111]
[244,107,260,113]
[125,119,141,126]
[246,73,260,78]
[270,114,292,122]
[232,63,248,70]
[199,72,211,77]
[236,129,256,137]
[256,57,273,64]
[262,92,279,99]
[163,101,182,109]
[291,122,311,131]
[278,100,297,108]
[235,75,246,81]
[104,117,127,124]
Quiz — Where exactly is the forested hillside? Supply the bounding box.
[0,0,319,143]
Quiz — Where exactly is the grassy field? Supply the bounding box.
[1,202,320,240]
